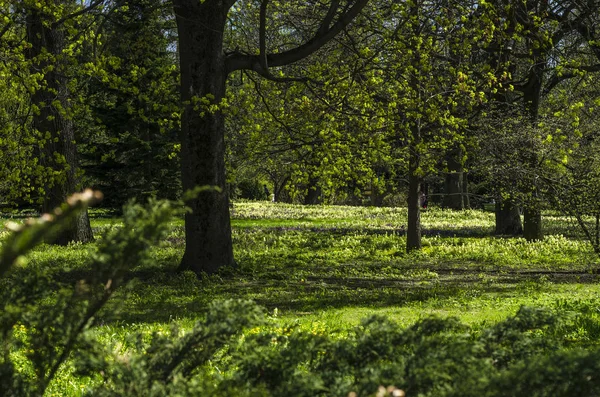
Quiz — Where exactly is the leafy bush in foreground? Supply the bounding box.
[0,191,263,396]
[225,306,600,397]
[2,192,600,396]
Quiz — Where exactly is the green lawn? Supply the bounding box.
[4,201,600,395]
[12,202,600,328]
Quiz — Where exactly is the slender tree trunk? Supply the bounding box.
[495,200,522,235]
[174,0,234,274]
[406,172,422,251]
[405,1,423,252]
[26,6,93,244]
[462,172,470,208]
[406,124,422,252]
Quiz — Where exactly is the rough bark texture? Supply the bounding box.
[174,0,234,274]
[173,0,370,274]
[523,207,542,241]
[495,201,523,235]
[26,6,93,244]
[443,148,465,210]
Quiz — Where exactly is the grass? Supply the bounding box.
[4,201,600,394]
[11,202,600,324]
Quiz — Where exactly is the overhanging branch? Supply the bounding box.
[226,0,370,74]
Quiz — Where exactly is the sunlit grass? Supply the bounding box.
[3,201,600,395]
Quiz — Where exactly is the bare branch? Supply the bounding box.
[226,0,370,73]
[318,0,339,36]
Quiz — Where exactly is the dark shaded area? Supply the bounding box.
[235,225,495,238]
[32,262,599,325]
[3,218,596,325]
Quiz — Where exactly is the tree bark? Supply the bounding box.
[406,125,422,252]
[443,147,464,210]
[304,177,322,205]
[523,207,542,241]
[174,0,234,274]
[462,172,470,208]
[26,5,93,244]
[495,200,522,235]
[519,1,545,242]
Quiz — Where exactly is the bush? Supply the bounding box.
[0,191,263,396]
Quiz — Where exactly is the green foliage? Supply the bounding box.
[223,306,600,397]
[0,192,263,396]
[82,299,265,396]
[80,0,181,207]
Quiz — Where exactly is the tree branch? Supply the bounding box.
[318,0,339,36]
[226,0,370,74]
[51,0,105,29]
[259,0,269,71]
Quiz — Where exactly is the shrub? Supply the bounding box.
[0,191,263,396]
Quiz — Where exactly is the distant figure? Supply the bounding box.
[263,184,270,200]
[419,190,428,209]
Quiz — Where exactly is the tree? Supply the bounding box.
[2,0,107,244]
[353,0,496,251]
[172,0,370,275]
[80,0,181,207]
[481,0,600,241]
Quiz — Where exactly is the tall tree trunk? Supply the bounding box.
[443,147,464,210]
[175,0,234,274]
[26,6,93,244]
[406,126,422,252]
[462,172,470,208]
[495,200,522,235]
[519,1,545,242]
[521,71,544,241]
[406,1,423,253]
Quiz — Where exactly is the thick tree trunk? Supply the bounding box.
[443,172,464,209]
[495,200,522,235]
[521,40,545,241]
[175,0,234,274]
[523,207,542,241]
[26,6,93,244]
[443,148,464,210]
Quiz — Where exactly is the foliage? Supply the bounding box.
[223,306,600,397]
[80,0,181,207]
[0,192,263,396]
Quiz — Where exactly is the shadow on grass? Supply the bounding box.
[239,225,495,238]
[83,266,600,324]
